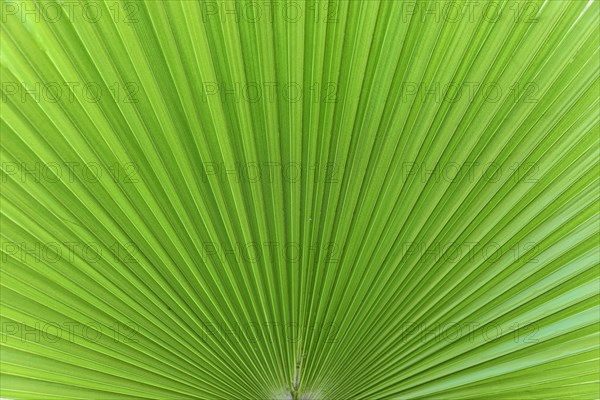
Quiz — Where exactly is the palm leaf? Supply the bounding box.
[1,0,599,399]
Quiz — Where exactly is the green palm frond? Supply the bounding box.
[1,0,599,399]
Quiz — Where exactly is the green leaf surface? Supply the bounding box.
[1,0,599,399]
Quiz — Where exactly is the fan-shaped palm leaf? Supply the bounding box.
[1,0,599,399]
